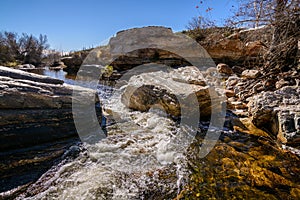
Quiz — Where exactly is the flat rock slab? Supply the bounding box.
[0,66,64,85]
[0,66,101,151]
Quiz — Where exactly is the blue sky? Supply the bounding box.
[0,0,236,51]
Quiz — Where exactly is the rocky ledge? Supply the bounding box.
[120,64,300,153]
[0,66,101,151]
[0,66,102,193]
[115,64,300,199]
[248,85,300,147]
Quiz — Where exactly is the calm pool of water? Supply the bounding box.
[26,67,77,85]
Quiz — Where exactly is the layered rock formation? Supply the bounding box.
[197,26,272,67]
[0,66,101,151]
[62,26,214,77]
[61,26,274,77]
[248,86,300,147]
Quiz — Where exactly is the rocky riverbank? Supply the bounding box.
[0,66,101,193]
[118,64,300,199]
[0,26,299,199]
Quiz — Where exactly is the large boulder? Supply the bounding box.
[121,66,224,120]
[248,86,300,147]
[61,50,90,74]
[64,26,214,77]
[0,66,101,151]
[49,61,67,70]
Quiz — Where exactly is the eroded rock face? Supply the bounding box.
[64,26,214,76]
[248,86,300,147]
[0,66,100,151]
[200,26,272,66]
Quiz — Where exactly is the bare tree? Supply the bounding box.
[219,0,299,72]
[264,0,300,72]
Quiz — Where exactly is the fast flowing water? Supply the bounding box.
[3,68,300,199]
[15,73,194,199]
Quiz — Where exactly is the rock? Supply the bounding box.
[277,110,300,144]
[245,40,266,56]
[242,69,260,79]
[49,61,67,70]
[232,65,244,75]
[109,48,189,72]
[121,66,215,119]
[171,66,206,86]
[51,61,64,67]
[61,51,89,74]
[203,37,245,62]
[107,26,199,71]
[0,66,63,84]
[65,26,273,76]
[62,145,82,159]
[0,66,101,151]
[275,79,290,89]
[248,86,300,147]
[226,76,240,90]
[217,63,233,75]
[232,117,269,137]
[64,26,214,77]
[16,64,35,69]
[182,128,300,199]
[225,89,235,98]
[196,26,273,67]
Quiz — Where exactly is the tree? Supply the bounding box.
[264,0,300,72]
[227,0,274,28]
[191,0,299,73]
[4,32,21,61]
[0,31,49,66]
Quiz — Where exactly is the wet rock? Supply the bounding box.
[217,63,233,75]
[121,66,216,119]
[232,117,269,137]
[242,69,260,79]
[179,130,300,199]
[62,145,82,159]
[0,66,101,151]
